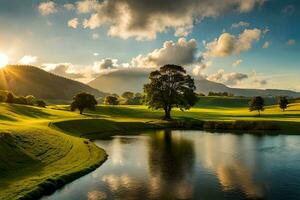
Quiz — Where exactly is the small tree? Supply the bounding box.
[71,93,97,114]
[121,91,134,104]
[122,91,134,100]
[36,100,47,108]
[278,96,288,111]
[104,95,119,105]
[249,96,264,117]
[6,93,14,103]
[144,64,197,120]
[14,96,28,105]
[26,95,36,105]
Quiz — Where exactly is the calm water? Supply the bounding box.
[42,130,300,200]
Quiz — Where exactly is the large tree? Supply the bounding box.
[278,96,289,111]
[144,64,197,120]
[249,96,264,117]
[71,92,97,114]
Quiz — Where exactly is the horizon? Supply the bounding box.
[0,0,299,92]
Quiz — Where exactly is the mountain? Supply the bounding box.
[88,68,150,94]
[0,65,105,100]
[194,79,300,97]
[88,68,300,97]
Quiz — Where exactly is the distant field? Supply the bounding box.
[195,96,277,108]
[52,97,300,137]
[1,96,300,199]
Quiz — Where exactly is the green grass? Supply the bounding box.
[51,98,300,137]
[0,103,107,200]
[1,96,300,199]
[195,96,277,108]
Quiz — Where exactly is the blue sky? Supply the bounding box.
[0,0,299,91]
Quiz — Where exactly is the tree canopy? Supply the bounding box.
[104,95,119,105]
[249,96,264,117]
[71,92,97,114]
[144,64,197,120]
[279,96,288,111]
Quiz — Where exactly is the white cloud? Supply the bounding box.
[92,33,99,40]
[92,58,130,74]
[132,38,198,68]
[68,18,79,29]
[38,1,57,16]
[232,59,243,67]
[262,41,270,48]
[231,21,250,28]
[83,13,103,29]
[192,61,212,77]
[263,28,270,34]
[18,55,38,65]
[41,63,85,79]
[204,28,262,58]
[94,58,118,70]
[64,3,75,11]
[76,0,99,13]
[207,69,248,86]
[286,39,296,45]
[76,0,265,40]
[249,71,268,87]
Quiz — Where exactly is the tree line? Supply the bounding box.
[0,91,46,107]
[70,65,291,119]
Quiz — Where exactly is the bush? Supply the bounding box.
[26,95,36,105]
[36,100,47,107]
[104,96,119,105]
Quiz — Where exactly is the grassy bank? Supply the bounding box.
[0,103,107,200]
[51,100,300,138]
[1,98,300,199]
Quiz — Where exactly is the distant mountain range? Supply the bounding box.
[1,65,298,101]
[0,65,105,100]
[88,68,300,97]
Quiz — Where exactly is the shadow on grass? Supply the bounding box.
[6,104,53,119]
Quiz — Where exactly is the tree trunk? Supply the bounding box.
[164,106,171,120]
[80,109,83,115]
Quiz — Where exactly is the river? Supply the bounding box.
[42,130,300,200]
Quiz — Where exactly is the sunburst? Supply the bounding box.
[0,53,8,68]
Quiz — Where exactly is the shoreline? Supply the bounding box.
[21,154,108,200]
[37,118,300,199]
[52,118,300,140]
[1,103,300,200]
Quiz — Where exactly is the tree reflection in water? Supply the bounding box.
[147,130,195,199]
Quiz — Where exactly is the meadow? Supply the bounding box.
[1,96,300,199]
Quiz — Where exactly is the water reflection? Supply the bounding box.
[42,130,300,200]
[87,190,107,200]
[147,130,195,199]
[191,132,264,199]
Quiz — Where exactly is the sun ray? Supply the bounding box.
[0,53,8,68]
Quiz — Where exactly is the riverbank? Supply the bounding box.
[0,103,107,200]
[51,102,300,138]
[1,101,300,199]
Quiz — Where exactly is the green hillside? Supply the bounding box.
[195,96,277,108]
[0,65,105,100]
[0,103,106,200]
[1,97,300,199]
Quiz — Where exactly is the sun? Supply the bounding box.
[0,53,8,68]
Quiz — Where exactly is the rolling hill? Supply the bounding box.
[88,68,300,97]
[0,65,105,100]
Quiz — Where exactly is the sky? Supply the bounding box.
[0,0,299,91]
